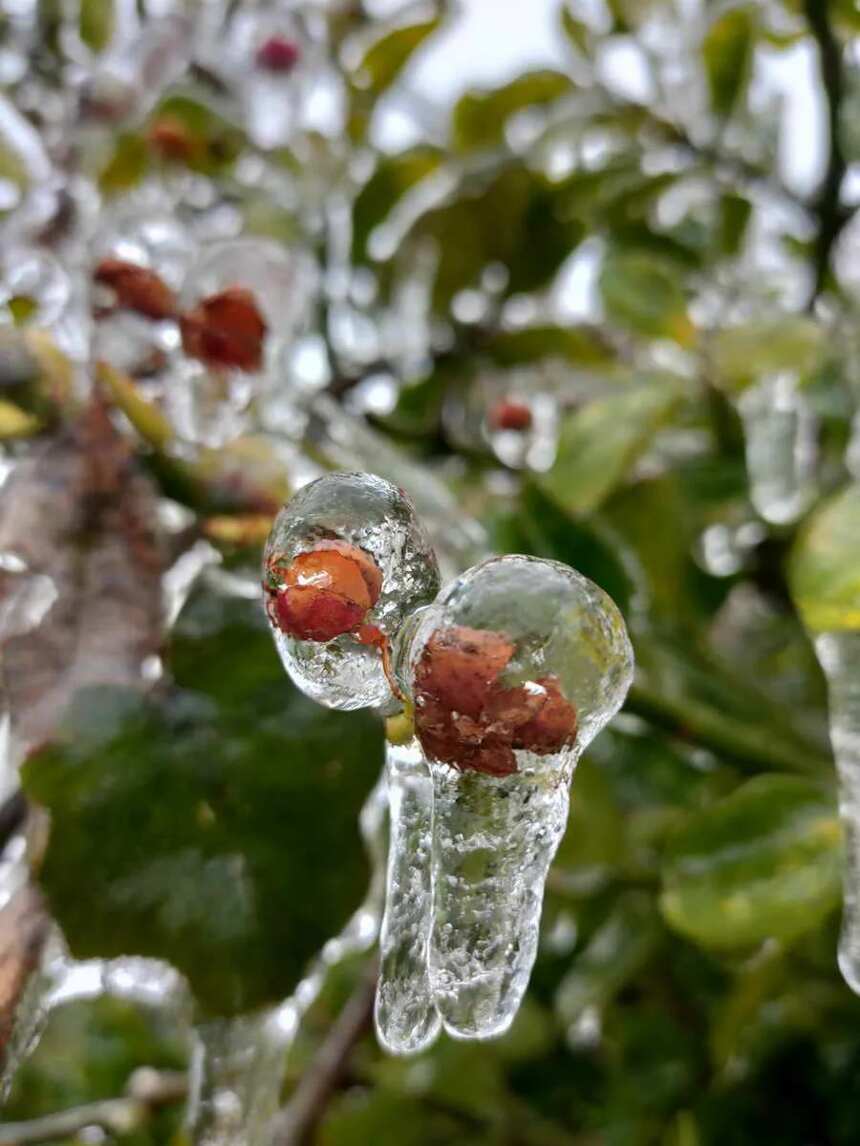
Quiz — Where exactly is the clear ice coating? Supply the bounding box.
[394,556,633,1041]
[739,373,818,525]
[814,631,860,994]
[374,737,440,1054]
[171,238,317,446]
[263,473,441,710]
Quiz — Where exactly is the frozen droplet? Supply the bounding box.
[264,473,440,710]
[442,367,562,473]
[0,247,70,331]
[396,555,633,1040]
[375,736,440,1055]
[739,373,818,525]
[814,631,860,994]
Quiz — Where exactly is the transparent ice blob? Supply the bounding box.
[815,631,860,994]
[171,238,316,446]
[394,556,633,1041]
[374,735,440,1054]
[738,372,818,526]
[0,247,70,332]
[263,473,440,711]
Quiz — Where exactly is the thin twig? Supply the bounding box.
[0,1068,187,1145]
[269,959,377,1146]
[804,0,849,306]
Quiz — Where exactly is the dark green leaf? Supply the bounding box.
[79,0,113,52]
[352,16,441,97]
[600,249,693,342]
[452,71,574,151]
[352,147,443,263]
[23,593,384,1017]
[702,7,756,119]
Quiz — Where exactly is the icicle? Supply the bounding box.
[374,736,439,1054]
[739,373,818,525]
[814,631,860,993]
[396,555,633,1040]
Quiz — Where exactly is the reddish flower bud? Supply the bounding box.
[93,258,178,321]
[488,400,533,432]
[266,540,383,643]
[256,35,302,73]
[413,625,577,777]
[146,116,198,164]
[180,287,268,373]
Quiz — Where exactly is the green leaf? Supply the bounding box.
[353,16,441,97]
[23,592,384,1017]
[98,132,149,195]
[560,3,591,54]
[716,192,752,256]
[537,376,683,517]
[710,317,825,392]
[702,7,756,119]
[413,165,584,309]
[600,249,693,342]
[352,147,443,263]
[452,70,574,151]
[660,776,841,949]
[79,0,114,52]
[150,91,244,176]
[789,483,860,633]
[484,324,613,368]
[556,893,661,1021]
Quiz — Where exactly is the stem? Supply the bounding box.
[627,682,831,777]
[268,959,377,1146]
[0,1069,187,1144]
[803,0,849,306]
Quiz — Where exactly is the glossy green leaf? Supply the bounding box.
[716,192,752,256]
[789,483,860,633]
[452,70,573,151]
[537,376,683,517]
[352,147,443,263]
[98,132,149,195]
[660,776,841,949]
[484,324,613,367]
[22,593,384,1017]
[150,91,244,175]
[79,0,114,52]
[560,4,591,54]
[353,16,441,96]
[702,7,756,119]
[599,249,693,342]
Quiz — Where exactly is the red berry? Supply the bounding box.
[412,625,577,777]
[256,35,301,73]
[488,400,533,432]
[267,540,383,643]
[180,287,268,373]
[93,258,178,321]
[146,116,199,164]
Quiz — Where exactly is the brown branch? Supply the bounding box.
[804,0,849,305]
[0,1068,187,1145]
[269,959,378,1146]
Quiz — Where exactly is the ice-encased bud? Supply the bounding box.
[263,473,440,710]
[395,555,633,1040]
[739,373,818,525]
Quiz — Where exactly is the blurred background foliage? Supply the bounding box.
[3,0,860,1142]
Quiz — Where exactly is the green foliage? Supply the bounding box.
[790,484,860,632]
[702,6,756,119]
[22,591,384,1017]
[452,71,574,151]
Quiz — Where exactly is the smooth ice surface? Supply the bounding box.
[397,555,633,1039]
[816,631,860,995]
[375,737,440,1054]
[739,374,818,525]
[265,473,440,710]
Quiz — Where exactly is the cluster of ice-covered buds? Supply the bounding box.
[262,472,633,1053]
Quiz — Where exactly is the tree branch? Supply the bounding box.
[269,959,377,1146]
[804,0,849,305]
[0,1068,187,1145]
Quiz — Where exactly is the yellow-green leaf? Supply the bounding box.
[702,7,756,119]
[660,776,841,950]
[452,70,574,151]
[789,483,860,633]
[79,0,114,53]
[538,377,683,517]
